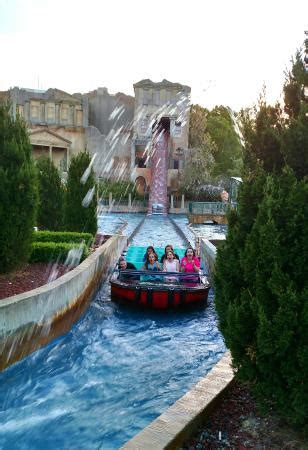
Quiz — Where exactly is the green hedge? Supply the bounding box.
[30,242,89,263]
[33,231,93,245]
[99,179,148,200]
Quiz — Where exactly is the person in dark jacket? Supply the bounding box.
[119,258,136,270]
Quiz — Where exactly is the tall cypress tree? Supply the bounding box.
[64,151,97,235]
[0,103,38,273]
[214,46,308,425]
[36,156,64,230]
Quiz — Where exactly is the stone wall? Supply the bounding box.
[87,88,134,136]
[0,235,127,371]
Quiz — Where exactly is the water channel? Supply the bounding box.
[0,214,226,450]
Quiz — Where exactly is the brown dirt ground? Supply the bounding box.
[0,234,110,300]
[0,262,73,300]
[181,380,308,449]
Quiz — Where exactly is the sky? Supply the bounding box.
[0,0,307,111]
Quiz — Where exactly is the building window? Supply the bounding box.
[174,121,182,137]
[47,106,55,121]
[135,156,146,168]
[166,90,171,105]
[173,159,179,169]
[139,117,149,135]
[76,110,83,126]
[142,89,152,105]
[61,106,69,120]
[31,105,39,119]
[154,90,160,106]
[171,91,176,105]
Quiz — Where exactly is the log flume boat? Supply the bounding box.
[110,246,211,310]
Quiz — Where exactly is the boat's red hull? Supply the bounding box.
[110,280,210,310]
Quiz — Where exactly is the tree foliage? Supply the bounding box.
[187,104,243,184]
[36,156,64,230]
[214,49,308,425]
[181,137,216,190]
[64,152,97,235]
[99,179,148,200]
[0,103,38,273]
[283,50,308,119]
[205,106,243,177]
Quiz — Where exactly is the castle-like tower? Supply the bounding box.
[132,79,191,213]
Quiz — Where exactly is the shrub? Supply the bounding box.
[33,231,93,245]
[99,179,148,201]
[30,242,89,264]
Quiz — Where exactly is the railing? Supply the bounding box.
[188,202,229,215]
[112,270,209,286]
[98,198,148,208]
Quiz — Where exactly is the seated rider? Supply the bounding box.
[180,247,200,273]
[118,257,137,270]
[163,250,180,282]
[141,253,161,271]
[160,244,180,263]
[143,246,158,262]
[141,252,162,281]
[163,250,180,272]
[118,257,138,281]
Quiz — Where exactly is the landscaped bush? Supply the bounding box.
[33,231,93,245]
[99,179,148,201]
[30,242,89,264]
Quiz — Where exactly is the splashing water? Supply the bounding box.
[64,243,85,268]
[82,187,95,207]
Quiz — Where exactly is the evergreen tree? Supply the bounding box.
[239,92,285,175]
[281,105,308,180]
[64,151,97,235]
[36,156,63,230]
[214,46,308,425]
[0,103,38,273]
[283,50,308,120]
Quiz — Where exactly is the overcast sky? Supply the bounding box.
[0,0,307,111]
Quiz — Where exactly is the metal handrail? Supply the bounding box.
[113,269,209,286]
[188,202,229,215]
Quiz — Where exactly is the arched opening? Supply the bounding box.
[135,176,147,195]
[152,116,170,134]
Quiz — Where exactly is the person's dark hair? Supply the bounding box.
[144,252,157,269]
[164,244,174,253]
[146,246,158,257]
[184,247,196,257]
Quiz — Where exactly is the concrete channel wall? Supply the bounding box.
[122,352,234,450]
[0,234,127,371]
[199,237,226,281]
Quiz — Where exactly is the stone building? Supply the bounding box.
[85,87,134,180]
[131,79,191,194]
[1,79,191,196]
[4,87,88,178]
